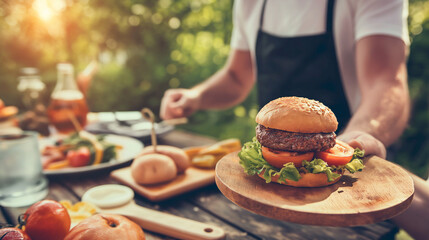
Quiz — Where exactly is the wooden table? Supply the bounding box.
[0,130,399,240]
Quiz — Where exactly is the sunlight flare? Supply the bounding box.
[33,0,66,22]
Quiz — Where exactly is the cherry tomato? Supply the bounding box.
[67,147,91,167]
[315,140,354,166]
[24,200,71,240]
[0,228,31,240]
[261,146,314,168]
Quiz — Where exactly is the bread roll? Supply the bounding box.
[131,153,177,185]
[139,145,190,173]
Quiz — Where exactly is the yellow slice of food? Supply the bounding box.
[46,160,69,170]
[60,200,73,209]
[184,146,206,160]
[212,138,242,153]
[79,131,104,165]
[198,146,229,156]
[60,200,98,227]
[192,155,217,168]
[72,202,97,214]
[190,139,242,169]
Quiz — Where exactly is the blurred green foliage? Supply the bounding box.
[0,0,427,177]
[395,0,429,178]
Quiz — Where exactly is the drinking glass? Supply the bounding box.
[0,132,48,207]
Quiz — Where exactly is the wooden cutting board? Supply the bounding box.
[111,166,215,201]
[215,153,414,227]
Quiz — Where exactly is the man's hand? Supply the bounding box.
[160,88,201,120]
[159,50,254,120]
[338,131,386,159]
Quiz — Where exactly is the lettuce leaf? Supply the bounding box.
[302,159,341,182]
[277,162,301,182]
[238,138,302,183]
[237,138,265,176]
[353,148,365,159]
[238,138,365,184]
[344,149,365,173]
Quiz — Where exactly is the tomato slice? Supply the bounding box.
[315,140,354,166]
[261,146,314,168]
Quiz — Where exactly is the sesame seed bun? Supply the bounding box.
[255,97,338,133]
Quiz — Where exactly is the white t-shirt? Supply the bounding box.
[230,0,409,113]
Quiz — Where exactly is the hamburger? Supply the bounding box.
[238,97,364,187]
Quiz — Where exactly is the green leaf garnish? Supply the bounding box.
[238,138,365,184]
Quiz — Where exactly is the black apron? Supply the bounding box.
[256,0,351,132]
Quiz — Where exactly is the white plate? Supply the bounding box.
[40,134,143,175]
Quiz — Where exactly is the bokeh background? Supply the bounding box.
[0,0,427,177]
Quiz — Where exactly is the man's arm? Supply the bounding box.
[340,35,410,157]
[341,36,429,240]
[160,49,255,119]
[194,49,255,109]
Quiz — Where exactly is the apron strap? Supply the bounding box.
[326,0,335,34]
[259,0,268,31]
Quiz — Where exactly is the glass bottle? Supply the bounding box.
[17,67,45,110]
[47,63,89,134]
[17,67,51,136]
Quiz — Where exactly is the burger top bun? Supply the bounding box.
[255,97,338,133]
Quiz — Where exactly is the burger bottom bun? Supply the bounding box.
[139,145,190,173]
[258,171,342,187]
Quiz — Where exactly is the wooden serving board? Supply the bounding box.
[111,166,215,201]
[215,152,414,227]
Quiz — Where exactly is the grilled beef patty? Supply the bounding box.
[256,124,336,152]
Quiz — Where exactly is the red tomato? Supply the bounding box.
[24,200,71,240]
[315,140,354,166]
[0,228,31,240]
[261,146,314,168]
[67,147,91,167]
